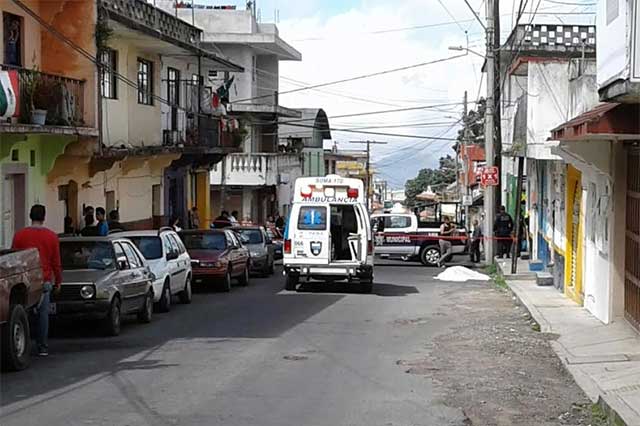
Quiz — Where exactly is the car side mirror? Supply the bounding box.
[117,257,128,270]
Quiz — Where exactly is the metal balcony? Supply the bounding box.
[1,64,86,129]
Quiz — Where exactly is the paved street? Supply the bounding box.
[1,261,601,426]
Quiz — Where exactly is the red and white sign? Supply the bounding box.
[480,166,499,187]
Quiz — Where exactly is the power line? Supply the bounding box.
[543,0,595,5]
[8,0,226,121]
[269,102,469,127]
[274,121,461,138]
[276,122,459,141]
[437,0,468,33]
[232,54,467,104]
[291,18,480,41]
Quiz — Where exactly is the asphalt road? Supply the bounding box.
[0,260,594,426]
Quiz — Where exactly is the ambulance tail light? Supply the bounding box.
[284,239,292,254]
[368,239,374,255]
[347,188,359,198]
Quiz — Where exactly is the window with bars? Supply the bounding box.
[100,49,117,99]
[137,58,153,105]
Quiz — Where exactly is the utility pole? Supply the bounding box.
[493,0,502,209]
[463,90,471,231]
[349,140,388,211]
[484,0,497,264]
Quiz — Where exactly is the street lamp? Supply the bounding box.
[448,46,486,58]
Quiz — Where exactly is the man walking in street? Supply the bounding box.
[494,205,514,258]
[470,219,483,263]
[437,216,456,268]
[12,204,62,357]
[95,207,109,236]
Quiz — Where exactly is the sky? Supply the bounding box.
[178,0,597,189]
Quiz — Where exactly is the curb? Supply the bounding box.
[598,396,630,426]
[500,279,631,426]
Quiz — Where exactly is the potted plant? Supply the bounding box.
[22,69,48,125]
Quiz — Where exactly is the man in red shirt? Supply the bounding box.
[12,204,62,357]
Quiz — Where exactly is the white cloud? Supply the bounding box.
[273,0,486,185]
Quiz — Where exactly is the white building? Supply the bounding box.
[499,11,640,330]
[548,0,639,329]
[170,4,304,223]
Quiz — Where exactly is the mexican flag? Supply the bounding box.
[0,70,19,119]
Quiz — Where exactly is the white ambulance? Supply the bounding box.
[283,175,374,293]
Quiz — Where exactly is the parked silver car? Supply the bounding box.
[231,226,275,276]
[54,236,154,336]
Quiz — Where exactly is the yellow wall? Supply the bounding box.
[195,171,211,229]
[565,164,584,305]
[102,37,162,148]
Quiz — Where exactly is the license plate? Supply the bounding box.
[49,303,57,315]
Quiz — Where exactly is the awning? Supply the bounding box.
[550,103,640,141]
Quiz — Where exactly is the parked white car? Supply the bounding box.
[119,229,192,312]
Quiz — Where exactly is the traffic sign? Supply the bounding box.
[480,166,499,187]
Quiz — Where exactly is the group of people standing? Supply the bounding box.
[62,206,124,237]
[436,205,521,267]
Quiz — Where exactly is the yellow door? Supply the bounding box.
[565,165,584,305]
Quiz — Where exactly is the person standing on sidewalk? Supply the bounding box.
[470,219,483,263]
[437,216,456,268]
[494,206,514,258]
[12,204,62,357]
[95,207,109,236]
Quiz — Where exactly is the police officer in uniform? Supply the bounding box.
[494,205,514,258]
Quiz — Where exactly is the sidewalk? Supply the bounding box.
[497,263,640,425]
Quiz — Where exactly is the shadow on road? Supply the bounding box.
[295,281,419,297]
[0,274,344,411]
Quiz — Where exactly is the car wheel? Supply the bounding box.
[137,290,153,324]
[262,259,271,277]
[1,304,31,371]
[360,274,374,293]
[103,296,122,336]
[179,276,192,304]
[420,246,440,266]
[222,270,232,292]
[157,280,171,313]
[284,273,298,291]
[239,264,250,286]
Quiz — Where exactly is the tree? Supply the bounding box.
[456,97,486,146]
[404,155,457,207]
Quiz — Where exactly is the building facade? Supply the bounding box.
[1,0,98,246]
[548,0,639,329]
[170,5,306,223]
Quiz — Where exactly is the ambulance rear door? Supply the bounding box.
[291,203,331,265]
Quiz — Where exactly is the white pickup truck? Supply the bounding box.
[371,213,468,266]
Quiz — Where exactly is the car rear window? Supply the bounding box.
[235,229,263,244]
[298,206,327,230]
[61,241,115,270]
[127,236,162,260]
[181,233,226,250]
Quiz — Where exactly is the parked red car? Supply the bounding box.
[179,229,250,292]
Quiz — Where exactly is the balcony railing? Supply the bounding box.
[210,153,302,186]
[100,0,201,47]
[1,64,85,126]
